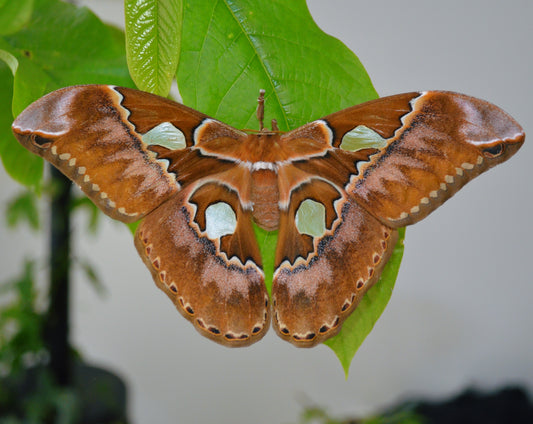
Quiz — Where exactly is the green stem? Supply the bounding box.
[45,166,72,385]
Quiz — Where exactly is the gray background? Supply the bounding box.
[1,0,531,422]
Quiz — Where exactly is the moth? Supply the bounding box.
[12,86,524,347]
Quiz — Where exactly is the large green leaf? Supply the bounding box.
[0,60,43,189]
[177,0,377,131]
[0,0,134,188]
[0,0,34,36]
[0,45,50,118]
[125,0,183,96]
[175,0,403,372]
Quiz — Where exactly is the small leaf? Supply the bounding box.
[0,60,43,188]
[8,51,50,117]
[75,258,106,297]
[0,48,18,74]
[178,0,377,130]
[0,0,134,188]
[53,389,81,424]
[325,228,406,376]
[70,196,100,234]
[125,0,183,96]
[127,221,141,235]
[0,0,34,36]
[0,260,45,373]
[5,190,40,231]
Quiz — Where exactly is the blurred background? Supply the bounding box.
[0,0,531,422]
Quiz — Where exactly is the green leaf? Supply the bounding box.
[0,60,43,188]
[3,0,133,88]
[0,47,18,73]
[5,190,40,231]
[298,405,344,424]
[0,0,134,188]
[0,260,45,374]
[52,389,81,424]
[125,0,183,96]
[75,258,106,297]
[2,48,50,118]
[70,196,100,234]
[178,0,377,131]
[127,220,141,235]
[325,228,406,376]
[0,0,34,36]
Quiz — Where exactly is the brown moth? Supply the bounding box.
[12,86,524,347]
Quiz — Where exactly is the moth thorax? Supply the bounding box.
[250,168,280,231]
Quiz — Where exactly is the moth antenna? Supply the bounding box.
[271,119,279,132]
[256,89,266,131]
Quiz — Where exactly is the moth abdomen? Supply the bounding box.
[250,167,280,231]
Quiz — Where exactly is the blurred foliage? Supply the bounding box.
[0,0,133,187]
[70,196,101,235]
[296,387,533,424]
[0,0,131,421]
[0,261,46,378]
[0,262,79,423]
[296,403,424,424]
[5,190,40,231]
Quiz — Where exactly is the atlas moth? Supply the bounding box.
[12,85,524,347]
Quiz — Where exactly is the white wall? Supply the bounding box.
[1,1,531,422]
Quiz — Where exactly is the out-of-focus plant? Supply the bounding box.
[0,0,132,421]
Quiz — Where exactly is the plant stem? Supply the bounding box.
[45,166,72,386]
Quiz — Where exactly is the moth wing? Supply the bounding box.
[322,91,524,227]
[11,85,245,222]
[271,91,524,346]
[271,175,398,347]
[13,85,268,346]
[135,180,270,347]
[268,121,393,346]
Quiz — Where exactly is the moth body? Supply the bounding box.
[250,167,280,231]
